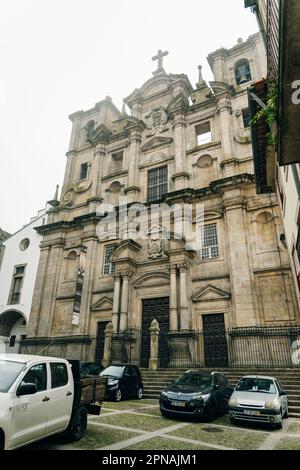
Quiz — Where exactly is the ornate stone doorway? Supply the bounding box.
[95,321,109,364]
[141,297,169,367]
[202,313,228,367]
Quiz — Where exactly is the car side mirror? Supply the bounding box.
[17,383,37,397]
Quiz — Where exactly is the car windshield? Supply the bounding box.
[174,373,211,388]
[236,378,276,394]
[100,366,125,378]
[0,360,25,393]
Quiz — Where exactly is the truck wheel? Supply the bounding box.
[136,387,143,400]
[66,407,87,442]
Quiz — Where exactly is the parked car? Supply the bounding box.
[0,354,107,450]
[100,364,143,401]
[159,370,233,421]
[80,361,104,377]
[228,375,289,429]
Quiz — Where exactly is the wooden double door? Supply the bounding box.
[141,297,169,368]
[203,314,228,368]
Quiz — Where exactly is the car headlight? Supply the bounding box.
[192,393,210,402]
[229,398,238,407]
[265,399,281,410]
[108,379,119,386]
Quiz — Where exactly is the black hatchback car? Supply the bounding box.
[160,370,233,421]
[100,364,143,402]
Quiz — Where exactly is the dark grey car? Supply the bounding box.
[160,370,233,421]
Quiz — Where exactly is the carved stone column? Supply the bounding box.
[149,319,160,371]
[179,263,189,330]
[119,272,131,331]
[112,272,121,332]
[102,322,114,368]
[169,264,178,330]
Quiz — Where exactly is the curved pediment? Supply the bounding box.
[111,239,142,262]
[192,285,231,302]
[91,296,113,311]
[134,272,169,288]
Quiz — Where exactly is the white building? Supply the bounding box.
[0,207,48,353]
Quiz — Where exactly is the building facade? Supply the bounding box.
[0,208,47,353]
[23,34,300,368]
[245,0,300,311]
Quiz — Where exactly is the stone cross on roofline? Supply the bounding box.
[152,49,169,74]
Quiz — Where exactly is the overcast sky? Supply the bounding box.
[0,0,259,234]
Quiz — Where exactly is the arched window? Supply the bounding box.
[235,59,252,85]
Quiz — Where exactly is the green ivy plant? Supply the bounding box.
[251,80,278,145]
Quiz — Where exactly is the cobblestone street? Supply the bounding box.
[24,399,300,451]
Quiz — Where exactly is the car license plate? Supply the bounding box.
[171,401,186,408]
[244,410,260,416]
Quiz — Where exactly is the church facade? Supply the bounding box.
[23,33,300,368]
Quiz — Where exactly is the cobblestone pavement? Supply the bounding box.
[24,399,300,451]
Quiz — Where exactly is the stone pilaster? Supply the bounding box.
[119,272,131,331]
[217,97,235,169]
[179,263,189,330]
[112,272,121,332]
[172,112,190,191]
[223,189,257,326]
[125,128,142,203]
[91,144,106,199]
[169,264,178,330]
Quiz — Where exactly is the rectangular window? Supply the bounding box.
[195,122,212,146]
[102,243,117,275]
[50,363,68,388]
[147,166,168,202]
[80,162,88,180]
[199,223,219,260]
[8,265,26,304]
[9,335,16,347]
[242,108,251,128]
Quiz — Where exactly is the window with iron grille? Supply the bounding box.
[199,223,219,260]
[102,244,117,275]
[80,162,88,180]
[147,166,168,202]
[8,265,26,304]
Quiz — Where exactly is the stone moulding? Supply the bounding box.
[21,335,92,345]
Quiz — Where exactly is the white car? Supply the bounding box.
[228,375,288,429]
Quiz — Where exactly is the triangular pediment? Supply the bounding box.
[141,136,173,152]
[91,296,113,311]
[192,285,231,302]
[88,123,112,143]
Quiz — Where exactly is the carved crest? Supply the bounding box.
[144,107,168,136]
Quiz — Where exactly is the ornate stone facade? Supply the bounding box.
[23,34,300,367]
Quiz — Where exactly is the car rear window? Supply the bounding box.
[50,362,68,388]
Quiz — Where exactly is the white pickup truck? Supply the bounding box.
[0,354,107,450]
